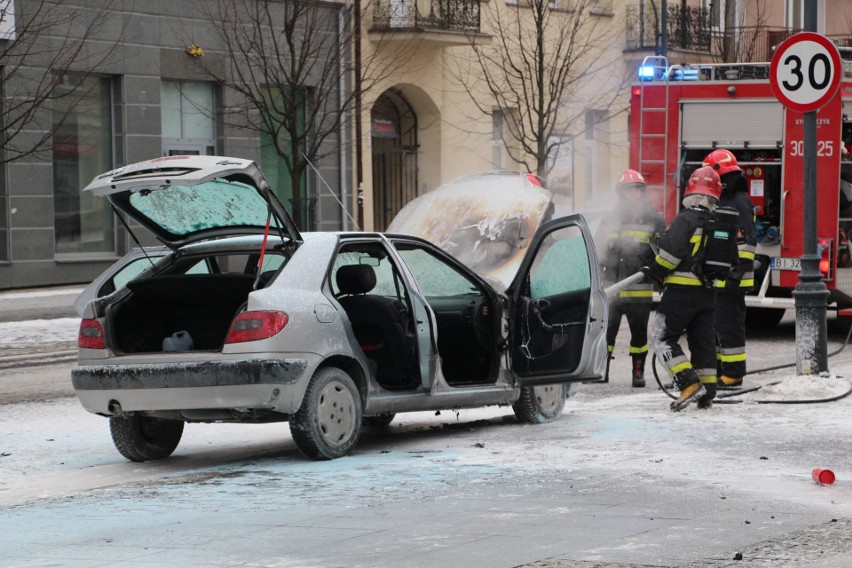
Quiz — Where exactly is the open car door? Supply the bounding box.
[508,214,608,385]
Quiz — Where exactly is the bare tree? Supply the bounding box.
[190,0,409,229]
[451,0,629,181]
[0,0,120,164]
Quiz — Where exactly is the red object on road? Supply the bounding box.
[812,467,836,485]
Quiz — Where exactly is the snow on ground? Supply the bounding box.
[0,286,84,301]
[3,367,852,515]
[0,318,80,348]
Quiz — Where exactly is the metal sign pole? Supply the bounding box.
[794,108,830,375]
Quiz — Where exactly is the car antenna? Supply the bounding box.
[110,203,158,267]
[303,152,361,231]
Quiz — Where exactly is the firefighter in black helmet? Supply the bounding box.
[596,169,665,387]
[643,166,723,411]
[702,149,757,389]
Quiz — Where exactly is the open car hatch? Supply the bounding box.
[83,155,302,248]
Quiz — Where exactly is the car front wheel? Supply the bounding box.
[109,414,184,462]
[512,384,567,424]
[290,367,362,460]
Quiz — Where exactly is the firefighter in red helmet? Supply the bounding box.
[643,166,725,411]
[702,149,757,389]
[595,169,664,386]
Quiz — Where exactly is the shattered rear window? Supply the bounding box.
[128,180,269,235]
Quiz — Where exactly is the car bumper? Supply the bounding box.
[72,358,310,415]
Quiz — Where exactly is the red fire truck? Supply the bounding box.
[629,55,852,328]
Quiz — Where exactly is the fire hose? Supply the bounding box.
[649,301,852,405]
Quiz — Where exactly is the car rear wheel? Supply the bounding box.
[512,384,567,424]
[290,367,362,460]
[109,414,184,462]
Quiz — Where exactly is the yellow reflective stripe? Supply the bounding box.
[739,250,756,260]
[629,345,649,354]
[670,361,693,375]
[718,353,747,363]
[655,256,678,270]
[608,345,615,353]
[714,278,755,288]
[620,290,654,298]
[699,375,717,384]
[664,275,704,286]
[622,229,652,242]
[690,234,703,256]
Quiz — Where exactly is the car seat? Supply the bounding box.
[335,264,418,389]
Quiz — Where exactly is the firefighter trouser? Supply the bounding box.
[651,287,718,390]
[606,298,651,357]
[715,289,747,379]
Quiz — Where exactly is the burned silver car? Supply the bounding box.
[72,156,607,460]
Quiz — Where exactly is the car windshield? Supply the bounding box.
[128,179,270,236]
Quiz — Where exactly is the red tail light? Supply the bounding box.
[225,311,289,344]
[818,238,833,280]
[78,319,106,349]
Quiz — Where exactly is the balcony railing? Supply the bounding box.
[625,3,711,54]
[627,3,852,63]
[372,0,480,33]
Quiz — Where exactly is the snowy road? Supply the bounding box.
[2,302,852,566]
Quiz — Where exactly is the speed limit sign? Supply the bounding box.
[770,32,842,112]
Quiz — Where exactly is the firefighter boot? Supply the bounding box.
[631,353,646,388]
[697,381,717,409]
[718,375,743,389]
[670,376,706,412]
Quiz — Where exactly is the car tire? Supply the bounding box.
[109,414,184,462]
[512,384,567,424]
[290,367,362,460]
[362,413,396,428]
[745,307,786,330]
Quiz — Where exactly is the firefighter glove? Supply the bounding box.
[724,276,740,291]
[639,266,654,283]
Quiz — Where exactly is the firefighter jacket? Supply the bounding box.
[647,206,714,287]
[598,198,665,301]
[717,175,756,290]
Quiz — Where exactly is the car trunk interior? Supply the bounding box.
[108,274,255,354]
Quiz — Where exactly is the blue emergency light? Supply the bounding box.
[638,65,657,80]
[637,56,669,82]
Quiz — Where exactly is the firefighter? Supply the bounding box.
[702,149,756,389]
[596,169,665,386]
[643,166,723,411]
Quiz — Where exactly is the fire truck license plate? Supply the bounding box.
[770,257,801,271]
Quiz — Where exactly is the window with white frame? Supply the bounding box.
[161,80,216,156]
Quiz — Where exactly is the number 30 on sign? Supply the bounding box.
[770,32,842,113]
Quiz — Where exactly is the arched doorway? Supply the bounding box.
[371,90,418,230]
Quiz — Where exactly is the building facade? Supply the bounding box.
[0,0,349,290]
[3,0,850,290]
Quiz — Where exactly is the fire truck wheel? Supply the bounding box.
[745,307,785,330]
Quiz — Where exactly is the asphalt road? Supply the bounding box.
[0,285,82,323]
[3,287,852,567]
